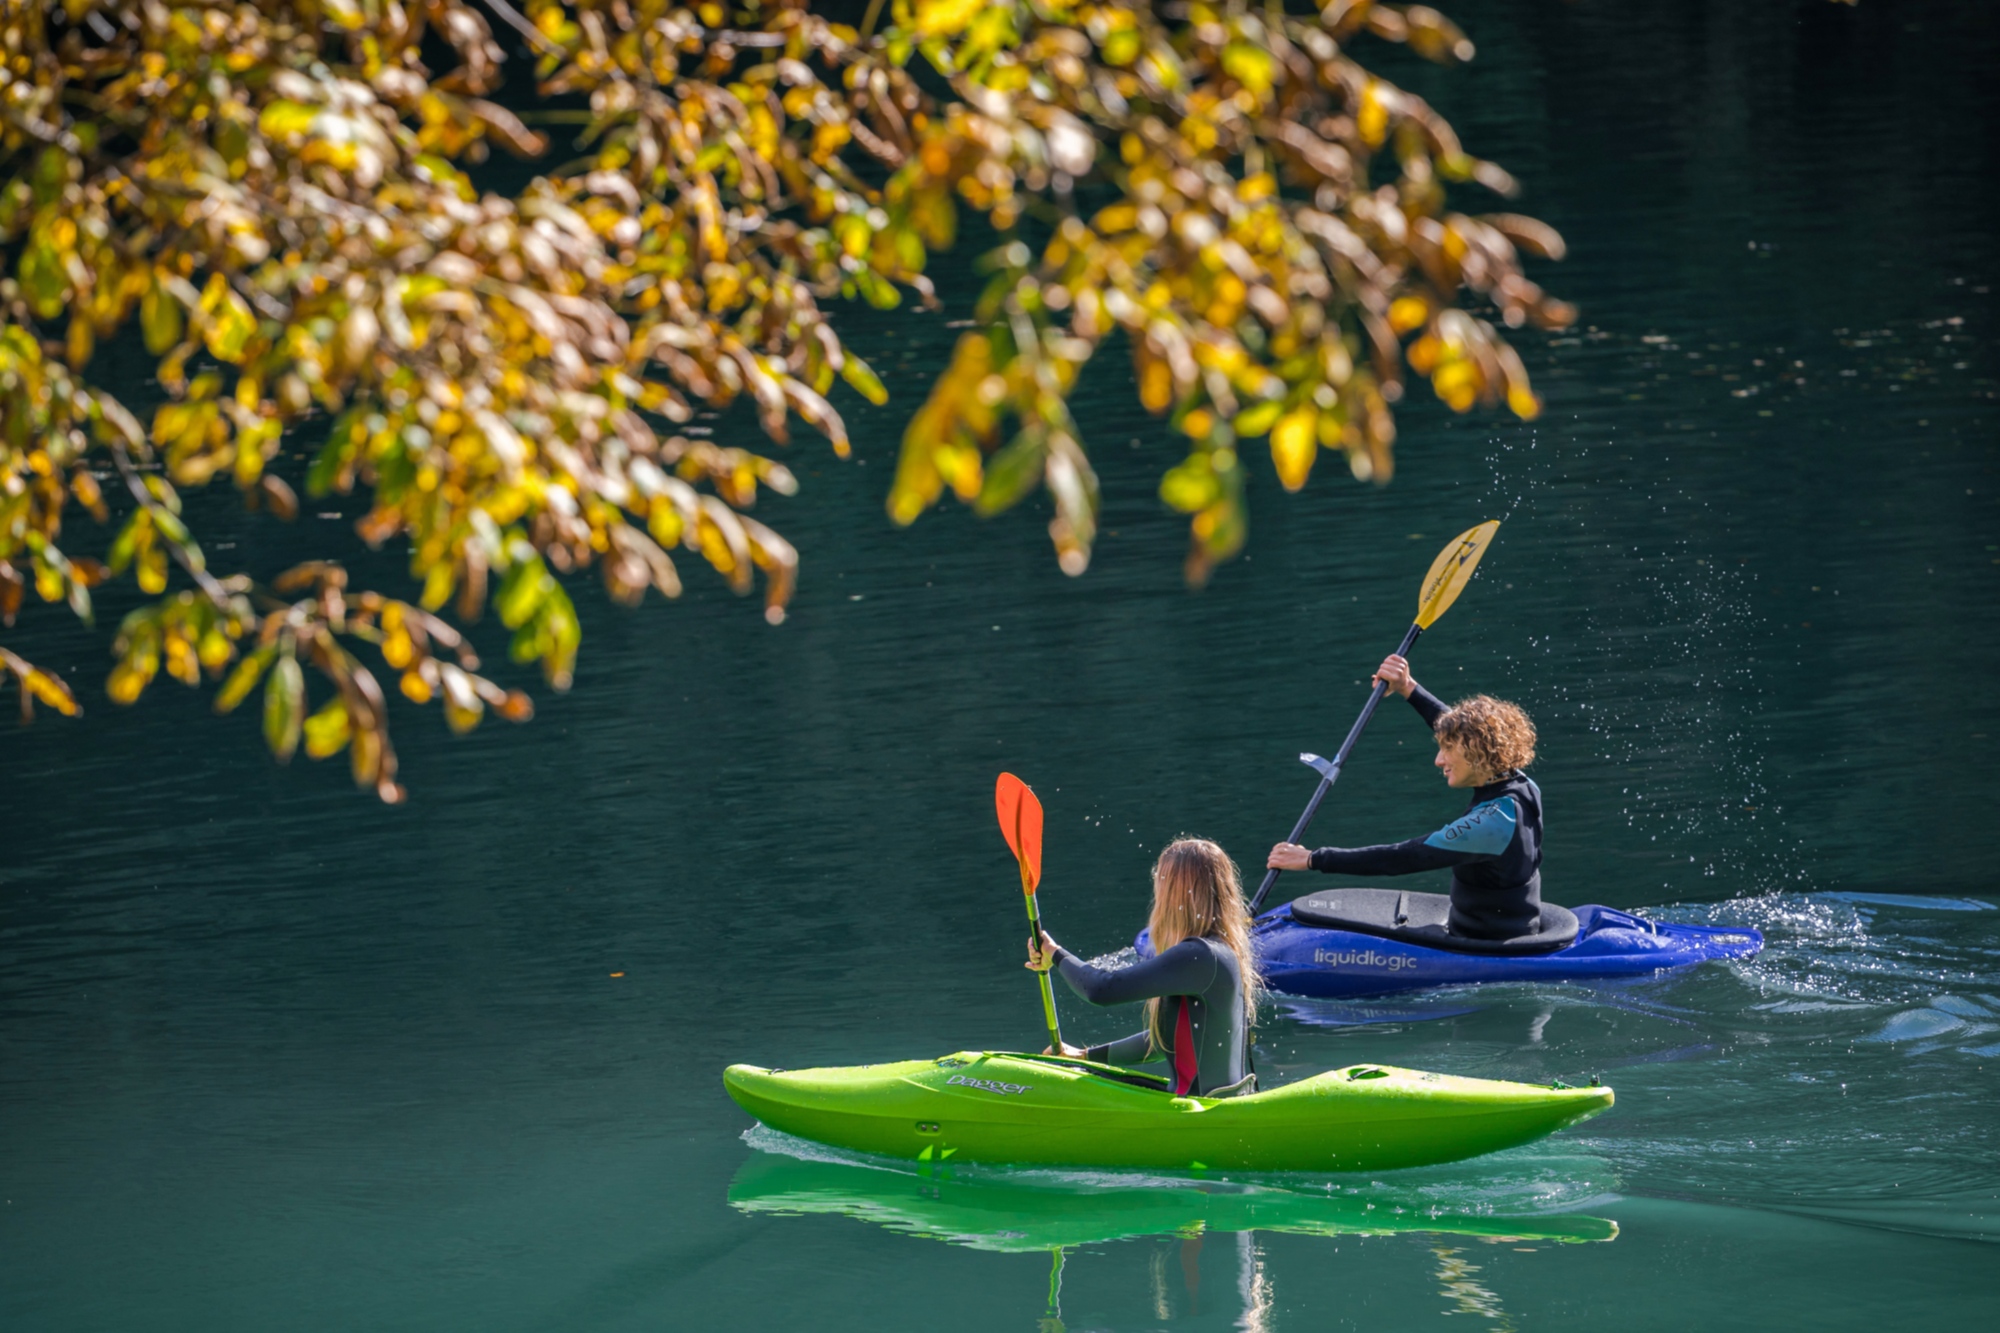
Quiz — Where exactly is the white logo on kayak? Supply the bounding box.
[1314,948,1417,972]
[946,1074,1033,1095]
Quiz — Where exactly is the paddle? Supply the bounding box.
[1248,521,1502,913]
[996,772,1064,1054]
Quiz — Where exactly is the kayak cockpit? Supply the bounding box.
[962,1051,1174,1095]
[1285,888,1580,955]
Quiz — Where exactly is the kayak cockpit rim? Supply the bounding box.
[965,1051,1173,1094]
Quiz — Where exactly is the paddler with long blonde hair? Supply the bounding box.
[1025,838,1262,1097]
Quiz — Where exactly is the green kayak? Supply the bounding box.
[730,1151,1619,1251]
[723,1051,1613,1173]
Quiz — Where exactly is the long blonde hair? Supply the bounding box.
[1145,838,1262,1049]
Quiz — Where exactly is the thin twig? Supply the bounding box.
[477,0,568,59]
[108,442,233,606]
[860,0,888,43]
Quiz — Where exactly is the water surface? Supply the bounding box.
[5,1,1999,1328]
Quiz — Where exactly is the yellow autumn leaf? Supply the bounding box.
[303,697,351,758]
[199,274,256,364]
[1159,454,1220,513]
[915,0,987,39]
[21,666,81,715]
[1220,44,1274,98]
[1270,407,1317,492]
[1232,400,1283,438]
[1388,297,1432,335]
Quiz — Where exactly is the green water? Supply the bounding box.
[5,1,2000,1327]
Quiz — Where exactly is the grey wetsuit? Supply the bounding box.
[1051,936,1249,1095]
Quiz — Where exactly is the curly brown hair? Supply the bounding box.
[1434,695,1537,777]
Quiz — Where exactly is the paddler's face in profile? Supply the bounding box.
[1436,741,1488,789]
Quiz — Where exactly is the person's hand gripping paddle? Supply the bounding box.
[1250,520,1502,912]
[996,772,1063,1054]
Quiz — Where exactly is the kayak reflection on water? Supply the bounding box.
[728,1146,1615,1327]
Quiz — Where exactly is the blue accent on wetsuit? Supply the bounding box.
[1424,796,1520,857]
[1305,684,1545,939]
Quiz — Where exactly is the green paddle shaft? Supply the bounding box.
[1023,887,1064,1053]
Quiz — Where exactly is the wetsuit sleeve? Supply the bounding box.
[1309,796,1521,875]
[1308,837,1458,876]
[1086,1031,1157,1065]
[1408,683,1448,730]
[1054,939,1218,1007]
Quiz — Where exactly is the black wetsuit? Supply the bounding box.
[1050,936,1249,1096]
[1305,685,1545,939]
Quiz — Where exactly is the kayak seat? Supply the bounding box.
[1288,887,1578,955]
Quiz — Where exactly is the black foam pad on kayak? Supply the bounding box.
[1287,887,1579,955]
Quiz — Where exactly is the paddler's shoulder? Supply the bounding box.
[1184,934,1240,975]
[1472,771,1540,805]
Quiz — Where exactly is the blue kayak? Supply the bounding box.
[1138,888,1762,999]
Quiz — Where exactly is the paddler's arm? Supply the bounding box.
[1270,795,1522,875]
[1086,1031,1160,1066]
[1049,938,1219,1008]
[1287,837,1459,876]
[1027,933,1183,1065]
[1375,654,1446,729]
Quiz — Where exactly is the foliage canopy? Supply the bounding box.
[0,0,1568,797]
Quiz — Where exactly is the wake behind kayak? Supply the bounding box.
[723,1051,1612,1173]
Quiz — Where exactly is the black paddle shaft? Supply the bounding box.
[1249,622,1424,913]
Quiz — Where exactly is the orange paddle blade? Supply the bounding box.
[994,772,1044,893]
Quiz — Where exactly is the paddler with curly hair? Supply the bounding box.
[1267,654,1545,941]
[1026,838,1263,1098]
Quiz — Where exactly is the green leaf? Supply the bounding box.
[150,506,191,546]
[141,278,184,356]
[974,431,1047,516]
[494,557,549,629]
[263,655,304,761]
[854,267,902,310]
[105,511,145,575]
[542,584,580,690]
[1232,400,1283,438]
[1159,454,1221,513]
[305,431,350,497]
[258,100,319,141]
[412,154,475,201]
[199,273,256,364]
[214,646,274,714]
[20,236,67,320]
[303,696,351,758]
[840,354,889,406]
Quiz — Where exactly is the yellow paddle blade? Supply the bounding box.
[1415,520,1501,629]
